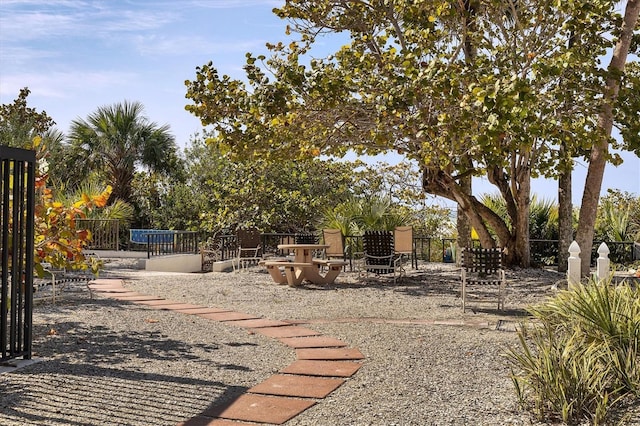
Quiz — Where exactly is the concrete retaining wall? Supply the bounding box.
[212,260,234,272]
[144,254,202,273]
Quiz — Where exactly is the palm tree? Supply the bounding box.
[480,193,559,240]
[317,196,409,234]
[68,101,180,204]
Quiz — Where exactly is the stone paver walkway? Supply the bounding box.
[88,279,364,425]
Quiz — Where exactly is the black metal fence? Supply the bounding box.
[211,233,467,263]
[143,231,199,259]
[1,146,35,362]
[208,231,638,267]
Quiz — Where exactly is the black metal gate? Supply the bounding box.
[1,146,36,362]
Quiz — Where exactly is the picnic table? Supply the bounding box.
[262,244,347,286]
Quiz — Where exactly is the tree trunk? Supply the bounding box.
[457,170,473,251]
[486,161,531,267]
[514,174,531,267]
[423,167,526,266]
[557,162,572,273]
[557,31,576,273]
[575,0,640,276]
[455,0,478,254]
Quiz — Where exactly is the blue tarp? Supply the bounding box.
[129,229,175,244]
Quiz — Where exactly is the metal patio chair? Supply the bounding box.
[394,225,417,269]
[460,247,507,312]
[232,228,262,272]
[362,230,403,284]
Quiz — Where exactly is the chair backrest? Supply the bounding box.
[363,230,394,257]
[322,229,344,257]
[394,226,413,254]
[363,231,395,273]
[295,232,319,244]
[461,247,503,274]
[237,228,261,248]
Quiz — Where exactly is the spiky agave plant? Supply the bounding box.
[600,200,634,242]
[506,276,640,424]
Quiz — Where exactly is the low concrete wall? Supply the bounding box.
[145,254,202,273]
[89,250,204,273]
[89,250,147,259]
[212,260,234,273]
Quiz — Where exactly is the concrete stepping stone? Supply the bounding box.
[255,326,320,338]
[88,286,131,293]
[278,336,347,348]
[296,347,365,360]
[202,394,315,425]
[172,307,232,314]
[111,295,163,301]
[100,291,141,298]
[89,279,123,286]
[147,303,206,311]
[134,299,181,306]
[281,359,362,377]
[177,416,257,426]
[198,311,261,322]
[249,374,344,398]
[230,318,292,328]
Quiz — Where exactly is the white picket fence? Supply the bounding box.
[567,241,613,287]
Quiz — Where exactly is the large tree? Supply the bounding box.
[575,0,639,275]
[132,135,359,233]
[68,101,182,205]
[0,89,110,273]
[185,0,639,267]
[0,87,55,149]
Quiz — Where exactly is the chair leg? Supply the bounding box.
[462,280,466,312]
[498,282,506,310]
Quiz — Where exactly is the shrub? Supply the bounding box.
[506,276,640,425]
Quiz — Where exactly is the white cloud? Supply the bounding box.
[0,2,178,43]
[0,70,137,99]
[178,0,282,9]
[0,46,60,67]
[0,12,78,41]
[132,34,267,57]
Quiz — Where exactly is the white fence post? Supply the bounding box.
[597,242,610,282]
[567,241,581,289]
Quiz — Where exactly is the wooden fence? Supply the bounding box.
[77,219,120,250]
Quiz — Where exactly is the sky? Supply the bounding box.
[1,0,638,208]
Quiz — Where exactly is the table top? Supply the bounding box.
[278,244,329,250]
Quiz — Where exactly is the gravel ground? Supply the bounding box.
[1,260,637,425]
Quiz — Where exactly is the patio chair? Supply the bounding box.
[322,228,350,271]
[294,232,319,244]
[200,236,221,272]
[294,232,323,258]
[362,230,403,284]
[394,226,417,269]
[232,228,262,272]
[36,252,101,302]
[460,247,507,312]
